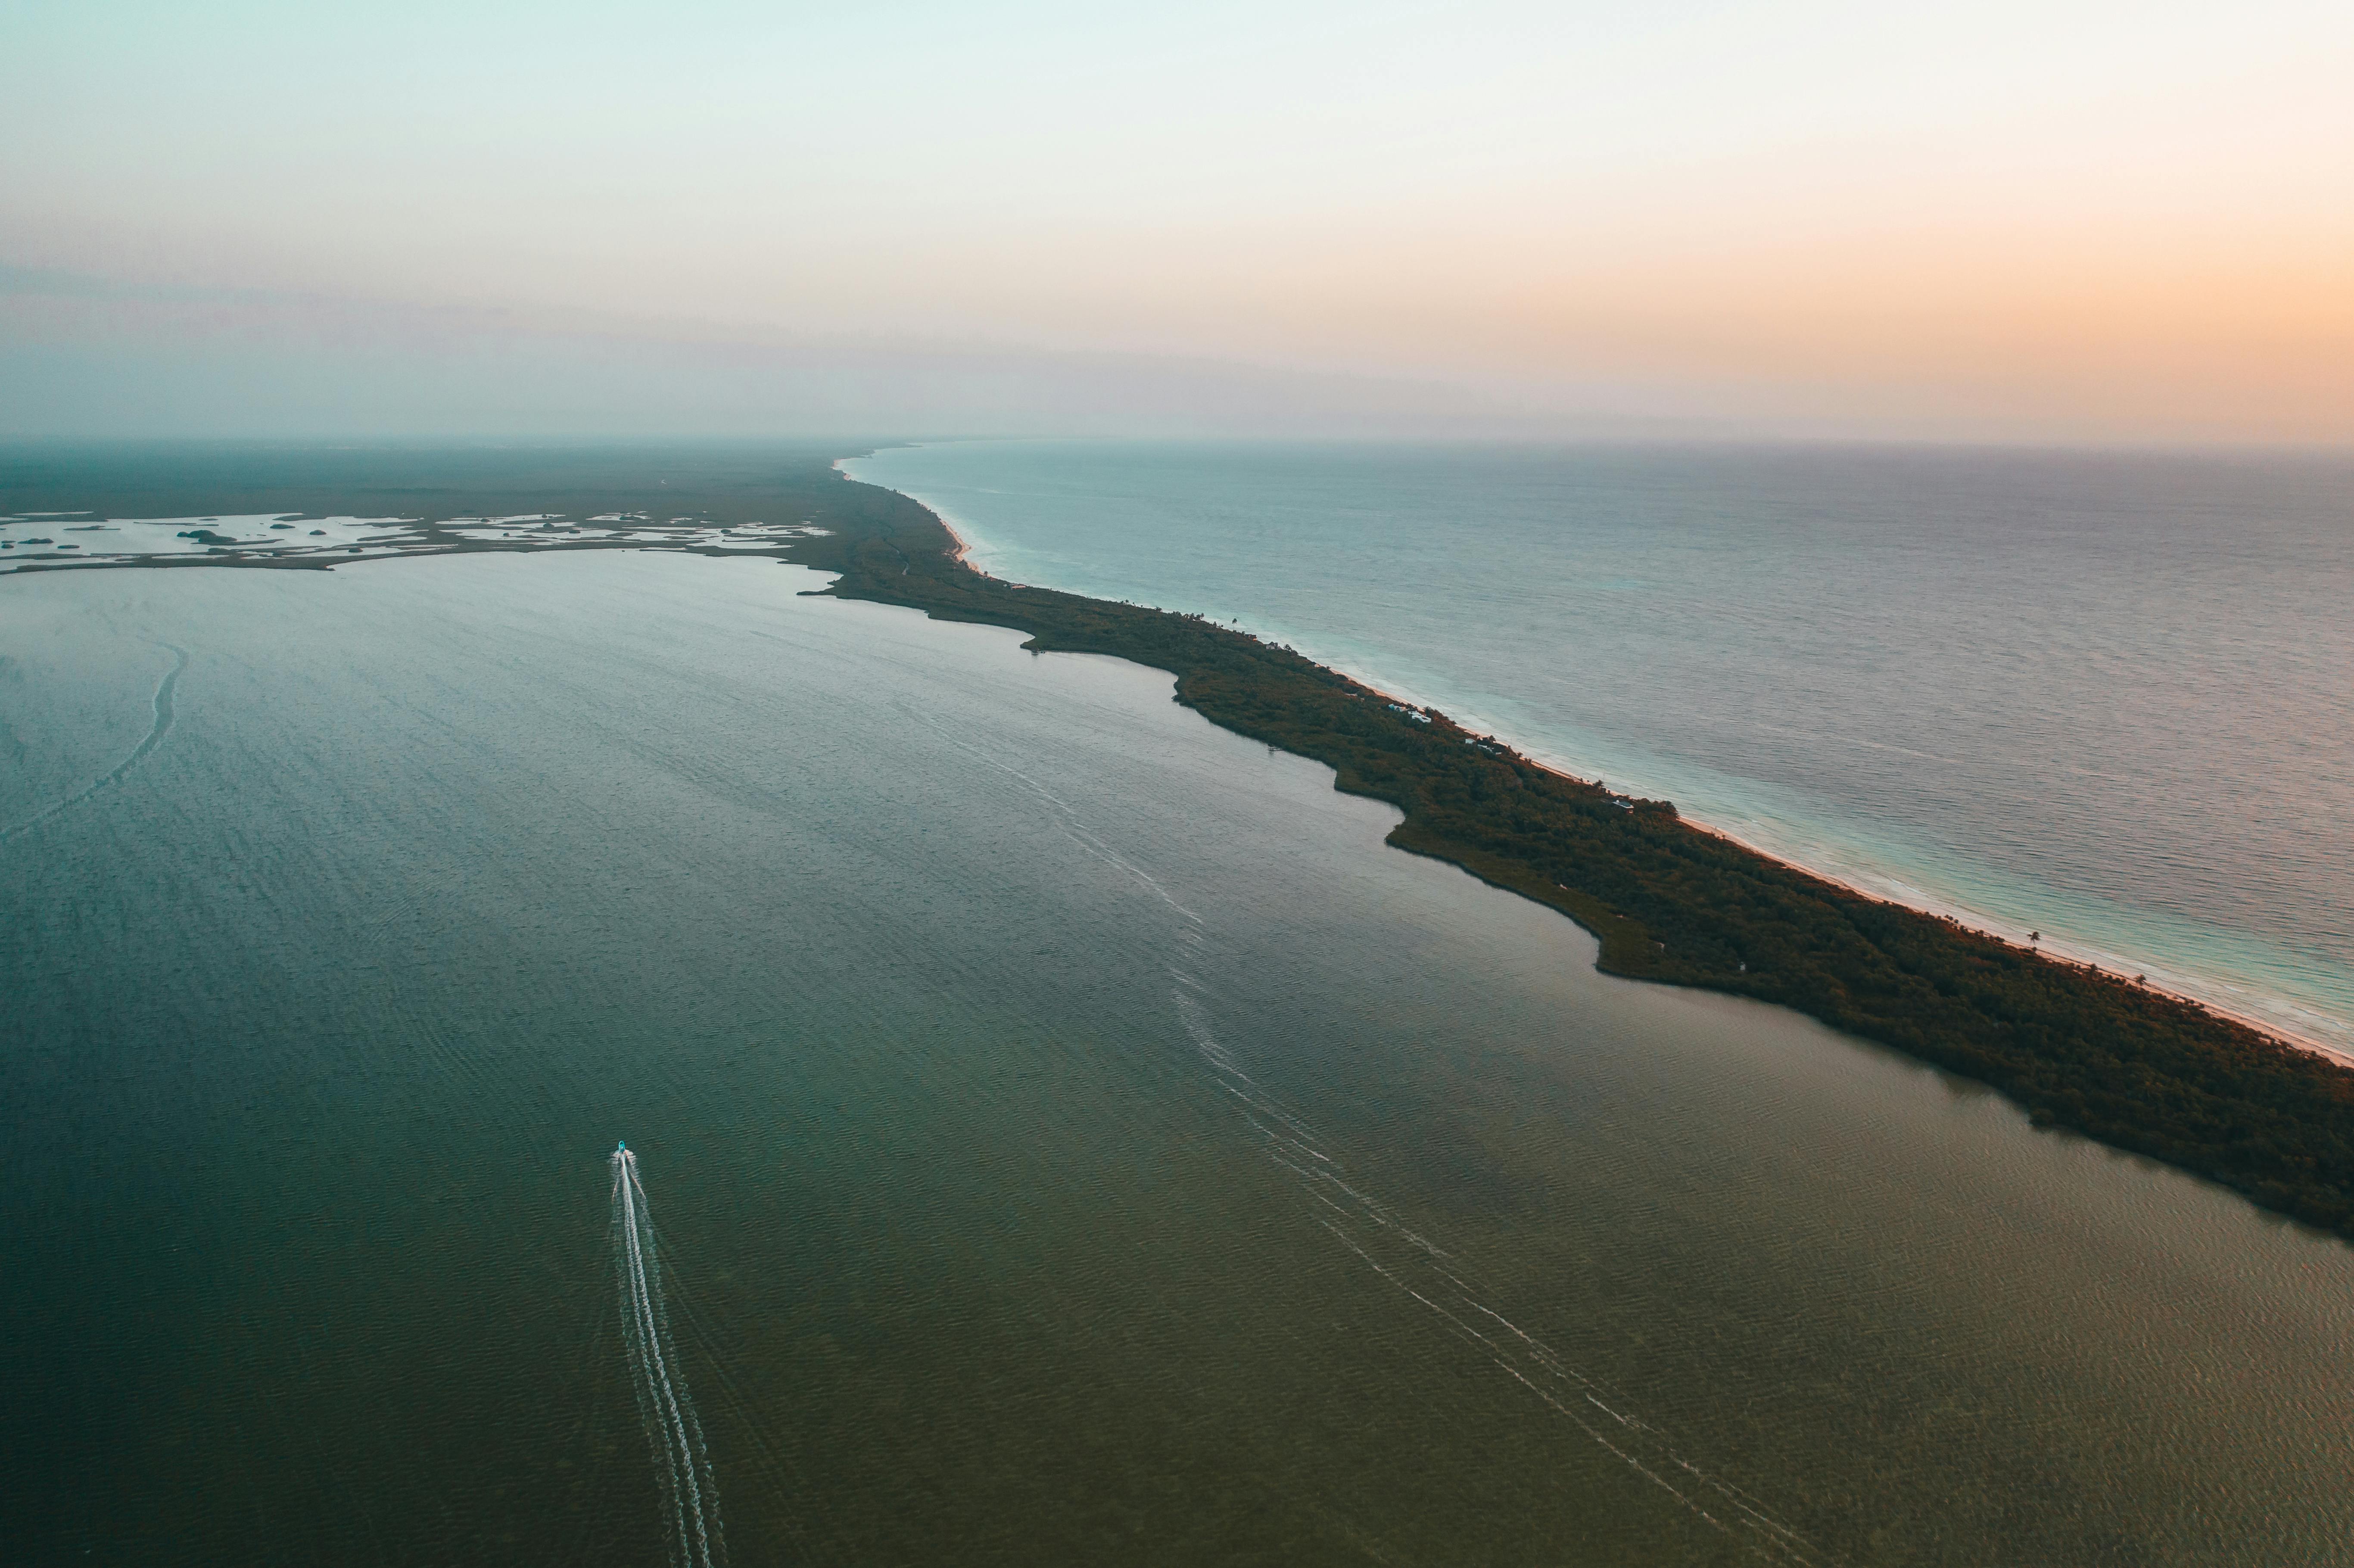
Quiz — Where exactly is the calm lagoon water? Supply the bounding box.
[5,551,2353,1565]
[846,441,2354,1054]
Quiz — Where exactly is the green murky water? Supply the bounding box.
[6,552,2349,1565]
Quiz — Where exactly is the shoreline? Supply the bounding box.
[9,442,2352,1238]
[914,498,2352,1069]
[20,463,2342,1068]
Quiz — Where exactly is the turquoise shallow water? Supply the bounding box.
[6,550,2354,1564]
[846,440,2354,1054]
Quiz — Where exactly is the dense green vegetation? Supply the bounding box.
[786,455,2354,1239]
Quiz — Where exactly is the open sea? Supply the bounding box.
[5,462,2354,1564]
[847,441,2354,1055]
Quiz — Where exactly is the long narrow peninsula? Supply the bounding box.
[11,442,2353,1239]
[783,456,2354,1241]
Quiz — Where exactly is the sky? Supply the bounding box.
[5,0,2351,443]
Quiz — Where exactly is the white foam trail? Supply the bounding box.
[612,1148,724,1568]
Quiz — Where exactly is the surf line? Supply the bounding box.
[611,1142,724,1568]
[0,642,189,844]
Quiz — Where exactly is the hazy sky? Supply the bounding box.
[6,1,2350,441]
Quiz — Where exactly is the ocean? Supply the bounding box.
[5,539,2352,1564]
[846,440,2354,1055]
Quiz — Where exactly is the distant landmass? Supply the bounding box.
[12,441,2350,1238]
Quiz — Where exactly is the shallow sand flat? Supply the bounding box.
[0,511,423,560]
[0,509,830,570]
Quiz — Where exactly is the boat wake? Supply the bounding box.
[0,642,187,844]
[1170,949,1834,1564]
[611,1144,725,1568]
[917,709,1836,1562]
